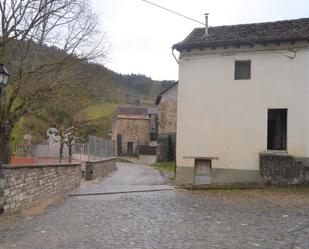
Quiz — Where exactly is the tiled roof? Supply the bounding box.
[173,18,309,51]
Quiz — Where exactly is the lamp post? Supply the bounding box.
[0,64,10,97]
[0,64,10,135]
[0,64,10,164]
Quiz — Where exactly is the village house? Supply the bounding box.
[112,106,158,156]
[155,82,178,161]
[173,17,309,185]
[156,82,178,134]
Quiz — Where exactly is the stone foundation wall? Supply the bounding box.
[260,153,309,185]
[85,157,116,180]
[0,163,81,214]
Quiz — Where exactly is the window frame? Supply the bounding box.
[234,60,251,80]
[267,108,288,151]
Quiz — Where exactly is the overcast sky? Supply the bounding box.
[91,0,309,81]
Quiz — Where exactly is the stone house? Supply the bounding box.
[156,82,178,134]
[155,82,178,161]
[173,17,309,185]
[112,106,157,156]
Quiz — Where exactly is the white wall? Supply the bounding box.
[177,43,309,171]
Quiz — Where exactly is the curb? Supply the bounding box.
[68,188,176,197]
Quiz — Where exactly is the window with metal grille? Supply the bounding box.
[234,60,251,80]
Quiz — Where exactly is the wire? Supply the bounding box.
[142,0,204,26]
[142,0,297,59]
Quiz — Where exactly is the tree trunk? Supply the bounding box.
[68,144,72,163]
[59,140,64,163]
[0,127,12,164]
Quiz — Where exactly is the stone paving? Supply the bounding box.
[0,163,308,249]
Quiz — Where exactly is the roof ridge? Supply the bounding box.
[205,17,309,29]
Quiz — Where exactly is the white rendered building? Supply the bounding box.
[173,18,309,184]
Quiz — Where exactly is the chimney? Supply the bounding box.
[204,13,209,36]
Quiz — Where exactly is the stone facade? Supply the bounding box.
[112,107,151,156]
[156,133,176,162]
[157,83,178,134]
[260,153,309,185]
[85,158,117,180]
[0,163,81,213]
[156,83,178,162]
[116,118,150,155]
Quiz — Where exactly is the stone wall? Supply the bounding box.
[158,90,177,134]
[260,153,309,185]
[0,163,81,214]
[156,133,176,162]
[85,157,116,180]
[116,118,150,155]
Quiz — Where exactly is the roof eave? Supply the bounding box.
[173,37,309,52]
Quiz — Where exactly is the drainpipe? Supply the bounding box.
[172,49,179,64]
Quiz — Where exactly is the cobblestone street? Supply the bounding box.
[0,163,308,249]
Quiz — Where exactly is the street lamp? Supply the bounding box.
[0,64,10,96]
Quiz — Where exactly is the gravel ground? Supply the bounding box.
[0,163,308,249]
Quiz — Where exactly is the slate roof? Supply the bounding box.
[173,18,309,51]
[116,107,148,116]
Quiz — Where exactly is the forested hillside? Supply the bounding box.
[0,0,176,162]
[108,70,174,104]
[12,48,175,146]
[85,64,175,104]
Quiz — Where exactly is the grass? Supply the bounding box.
[151,161,176,173]
[81,102,116,121]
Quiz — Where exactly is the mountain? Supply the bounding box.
[86,64,175,105]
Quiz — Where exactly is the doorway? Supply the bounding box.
[117,134,122,155]
[127,142,133,155]
[267,109,287,150]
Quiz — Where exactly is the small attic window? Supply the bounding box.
[235,60,251,80]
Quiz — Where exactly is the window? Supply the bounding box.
[267,109,287,150]
[235,60,251,80]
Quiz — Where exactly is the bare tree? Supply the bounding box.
[0,0,107,163]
